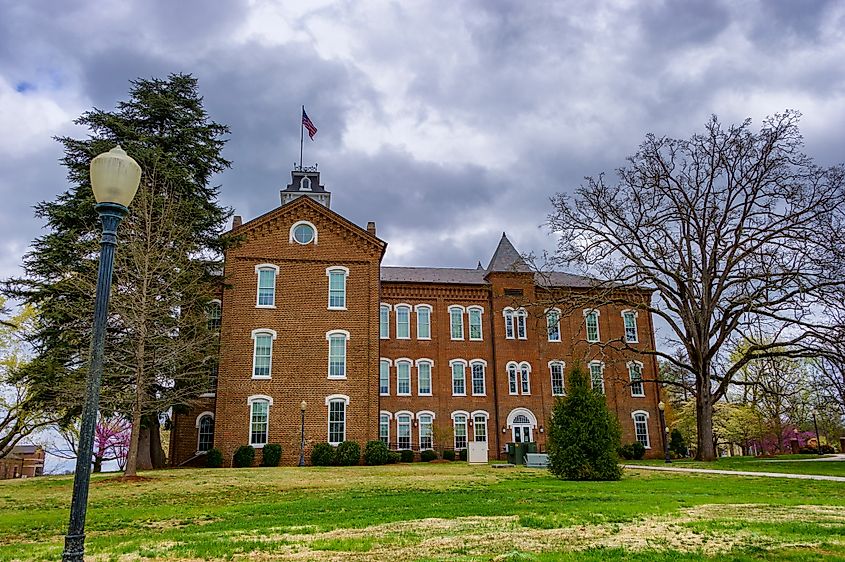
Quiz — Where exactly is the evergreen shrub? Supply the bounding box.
[618,442,646,460]
[364,440,390,465]
[206,448,223,468]
[548,363,622,481]
[233,445,255,468]
[311,442,336,466]
[669,429,688,458]
[400,449,414,463]
[458,449,467,461]
[420,449,437,462]
[336,441,361,466]
[388,451,402,464]
[442,449,456,461]
[261,444,282,467]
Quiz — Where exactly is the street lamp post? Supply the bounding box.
[62,146,140,562]
[299,400,307,467]
[657,401,671,464]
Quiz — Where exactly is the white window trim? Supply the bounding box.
[622,309,639,343]
[449,358,468,396]
[395,410,414,450]
[631,410,651,449]
[519,361,532,395]
[503,307,515,340]
[325,394,350,445]
[326,266,349,311]
[451,410,469,450]
[505,407,538,428]
[326,329,350,380]
[471,410,489,443]
[207,299,222,330]
[247,395,273,449]
[289,220,318,245]
[416,410,436,451]
[589,360,606,394]
[469,358,487,396]
[254,264,279,309]
[194,411,215,428]
[379,411,392,444]
[516,308,528,340]
[506,361,519,395]
[548,360,566,396]
[414,304,432,340]
[628,360,646,397]
[380,303,392,339]
[583,308,601,342]
[396,358,413,396]
[300,176,312,191]
[448,305,465,340]
[546,307,561,342]
[395,303,412,340]
[467,305,484,341]
[251,329,277,379]
[379,358,392,396]
[415,358,434,396]
[195,412,215,453]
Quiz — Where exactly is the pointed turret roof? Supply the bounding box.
[486,232,532,273]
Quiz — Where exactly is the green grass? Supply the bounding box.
[626,454,845,477]
[0,464,843,560]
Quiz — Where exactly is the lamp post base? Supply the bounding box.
[62,533,85,562]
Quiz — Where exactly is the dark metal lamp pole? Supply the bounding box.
[658,401,671,464]
[62,146,140,562]
[299,400,307,467]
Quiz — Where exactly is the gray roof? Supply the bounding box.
[486,233,532,272]
[380,267,489,284]
[535,271,598,288]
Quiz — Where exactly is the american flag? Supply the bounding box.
[302,108,318,140]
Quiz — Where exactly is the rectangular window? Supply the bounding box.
[419,415,433,450]
[516,311,527,339]
[257,268,276,307]
[397,415,411,450]
[504,310,515,339]
[379,414,390,445]
[468,308,482,340]
[450,307,464,339]
[380,305,390,339]
[520,364,531,395]
[253,334,272,378]
[328,334,347,378]
[416,306,431,339]
[471,363,485,395]
[629,363,645,396]
[397,362,411,395]
[396,306,411,338]
[634,414,650,448]
[547,310,560,342]
[624,311,638,343]
[474,415,487,442]
[379,360,390,395]
[508,365,518,394]
[328,400,346,444]
[585,310,599,342]
[250,401,269,446]
[418,362,432,395]
[590,362,605,394]
[328,269,346,309]
[454,415,467,450]
[550,363,564,396]
[452,362,466,395]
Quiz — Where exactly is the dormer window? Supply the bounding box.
[300,176,312,191]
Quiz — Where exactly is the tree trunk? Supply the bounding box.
[136,427,154,470]
[147,414,166,468]
[123,393,144,476]
[93,456,102,473]
[695,385,717,461]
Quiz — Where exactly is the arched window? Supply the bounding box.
[519,362,531,395]
[396,359,412,396]
[326,330,349,379]
[470,360,486,395]
[449,305,465,340]
[453,413,468,450]
[379,412,391,445]
[515,308,527,340]
[589,361,605,394]
[468,306,483,340]
[380,304,391,339]
[584,309,600,342]
[472,412,488,443]
[327,396,348,445]
[628,361,645,397]
[255,264,278,307]
[450,359,467,396]
[396,413,412,450]
[247,396,272,447]
[379,359,391,396]
[546,308,560,342]
[395,304,411,339]
[196,413,214,452]
[326,267,348,309]
[207,300,221,330]
[632,411,650,448]
[418,412,434,450]
[300,176,312,191]
[549,361,565,396]
[622,310,639,343]
[251,329,277,379]
[507,362,518,395]
[503,308,515,339]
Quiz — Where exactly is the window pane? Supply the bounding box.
[379,360,390,395]
[452,363,466,395]
[379,414,389,444]
[590,363,605,394]
[253,334,272,377]
[504,310,514,339]
[207,302,221,330]
[516,311,526,339]
[329,271,346,308]
[624,312,638,342]
[257,269,275,306]
[586,311,599,342]
[198,415,214,452]
[454,415,467,449]
[329,335,346,378]
[520,364,530,394]
[471,363,485,395]
[508,365,518,394]
[417,307,430,339]
[396,306,410,338]
[474,415,487,442]
[418,362,432,395]
[547,311,560,341]
[398,415,411,449]
[380,305,389,338]
[551,363,564,396]
[397,362,411,395]
[419,414,433,450]
[630,364,644,396]
[450,308,463,339]
[634,414,649,447]
[469,309,482,340]
[250,401,268,446]
[329,400,346,444]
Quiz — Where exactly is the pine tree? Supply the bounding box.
[547,363,622,481]
[3,74,231,469]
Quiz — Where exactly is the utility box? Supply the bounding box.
[468,442,488,464]
[506,442,526,465]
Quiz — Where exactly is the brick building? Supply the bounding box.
[169,168,664,467]
[0,445,45,479]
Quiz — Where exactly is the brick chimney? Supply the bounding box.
[367,221,376,236]
[232,215,242,229]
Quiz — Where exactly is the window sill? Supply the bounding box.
[450,338,465,341]
[548,339,561,343]
[396,336,411,340]
[252,375,271,380]
[380,336,390,340]
[328,306,348,311]
[452,393,467,397]
[626,340,639,344]
[397,393,412,397]
[199,392,216,398]
[471,393,487,397]
[631,394,646,398]
[552,393,565,397]
[469,337,484,342]
[417,336,431,341]
[328,375,348,380]
[250,443,266,449]
[255,304,276,309]
[418,392,433,397]
[380,392,390,396]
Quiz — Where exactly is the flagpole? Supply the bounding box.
[299,105,305,170]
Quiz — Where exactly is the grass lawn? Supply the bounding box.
[627,454,845,477]
[1,463,844,561]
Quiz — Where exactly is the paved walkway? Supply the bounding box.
[623,464,845,482]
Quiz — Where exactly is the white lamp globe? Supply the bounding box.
[89,146,141,207]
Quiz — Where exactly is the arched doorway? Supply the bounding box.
[506,408,538,443]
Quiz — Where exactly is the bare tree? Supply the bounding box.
[548,111,845,460]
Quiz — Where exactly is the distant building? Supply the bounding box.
[169,168,663,466]
[0,445,45,479]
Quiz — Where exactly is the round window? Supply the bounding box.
[293,223,315,244]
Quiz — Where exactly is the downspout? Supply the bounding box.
[488,284,503,460]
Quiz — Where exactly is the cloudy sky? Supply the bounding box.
[2,0,845,280]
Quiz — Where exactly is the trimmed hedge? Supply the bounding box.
[618,442,646,460]
[400,449,414,463]
[364,440,390,465]
[458,449,467,461]
[336,441,361,466]
[420,449,437,462]
[261,444,282,467]
[311,442,336,466]
[233,445,255,468]
[442,449,456,461]
[388,451,402,464]
[206,448,223,468]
